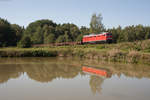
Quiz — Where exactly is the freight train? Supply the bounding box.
[33,32,112,47]
[82,32,112,44]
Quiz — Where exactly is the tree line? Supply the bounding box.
[0,13,150,48]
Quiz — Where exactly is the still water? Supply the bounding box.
[0,57,150,100]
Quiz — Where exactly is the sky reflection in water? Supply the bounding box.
[0,57,150,100]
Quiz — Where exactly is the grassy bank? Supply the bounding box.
[1,39,150,64]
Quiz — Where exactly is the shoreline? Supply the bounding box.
[0,46,150,65]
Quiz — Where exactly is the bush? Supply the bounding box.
[17,36,32,48]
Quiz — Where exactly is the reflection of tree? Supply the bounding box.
[1,58,150,85]
[24,64,81,83]
[89,75,104,94]
[24,64,55,82]
[110,63,150,79]
[0,64,22,84]
[0,60,82,84]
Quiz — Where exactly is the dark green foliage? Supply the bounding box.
[0,18,17,47]
[59,23,80,41]
[24,19,57,44]
[24,20,81,44]
[17,36,31,48]
[76,34,83,42]
[107,25,150,43]
[56,35,65,43]
[80,26,90,35]
[11,24,24,43]
[31,26,43,44]
[44,34,55,43]
[64,32,72,42]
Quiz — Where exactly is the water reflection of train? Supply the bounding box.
[82,66,112,78]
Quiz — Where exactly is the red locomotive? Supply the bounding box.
[82,32,112,44]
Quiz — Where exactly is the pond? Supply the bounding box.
[0,57,150,100]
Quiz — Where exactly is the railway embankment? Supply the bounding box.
[1,40,150,64]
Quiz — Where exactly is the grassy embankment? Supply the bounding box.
[1,39,150,64]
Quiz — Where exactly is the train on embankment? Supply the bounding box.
[33,32,112,47]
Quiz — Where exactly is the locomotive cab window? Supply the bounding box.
[107,33,112,36]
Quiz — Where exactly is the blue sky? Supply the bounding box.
[0,0,150,28]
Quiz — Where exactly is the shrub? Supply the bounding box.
[17,36,32,48]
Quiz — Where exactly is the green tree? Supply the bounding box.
[80,26,90,35]
[145,27,150,39]
[64,31,72,42]
[55,24,64,38]
[17,36,31,48]
[0,18,16,47]
[32,26,43,44]
[135,25,146,40]
[60,23,80,41]
[76,34,83,42]
[56,35,65,43]
[11,24,24,43]
[117,32,125,42]
[90,13,104,34]
[70,24,80,41]
[24,19,57,44]
[44,34,55,43]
